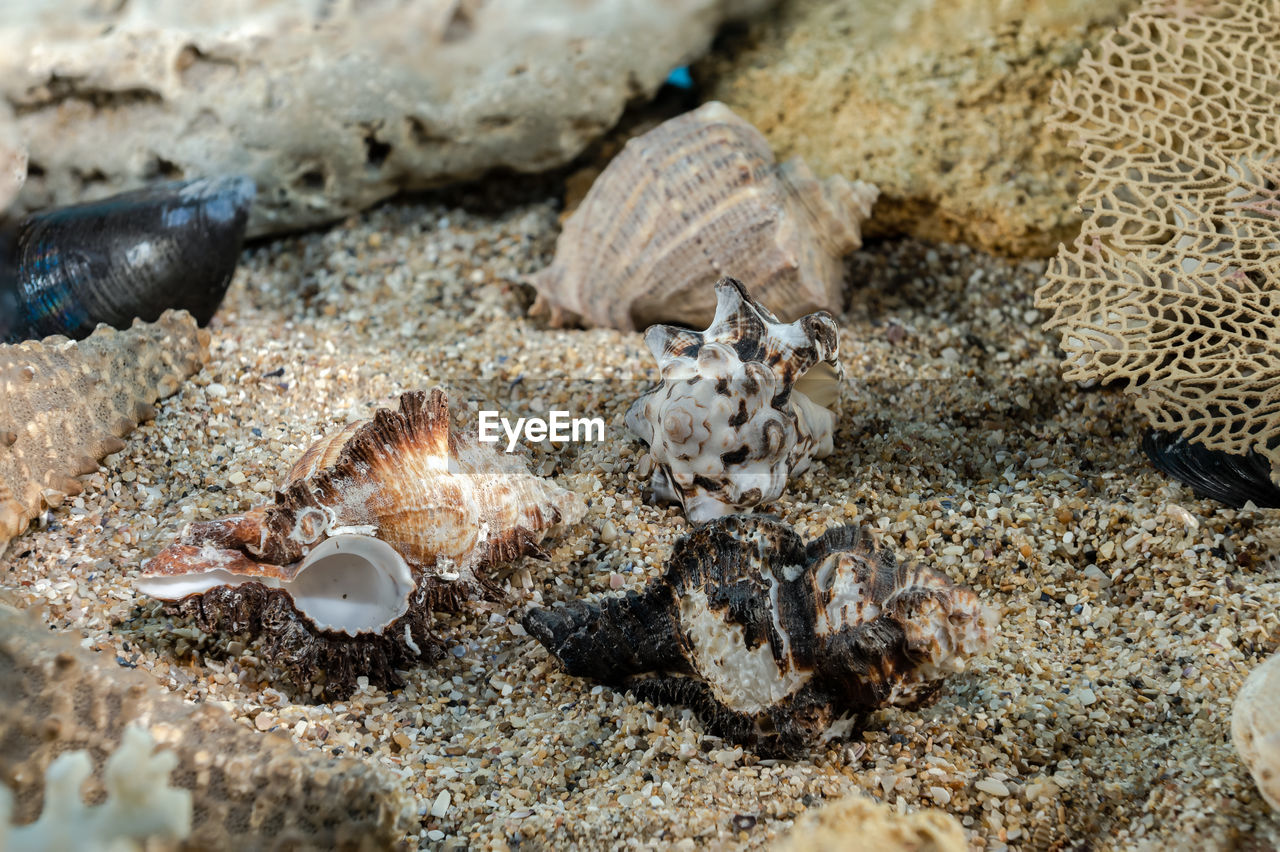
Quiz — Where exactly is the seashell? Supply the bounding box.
[0,602,414,848]
[529,101,878,331]
[523,515,995,757]
[1234,650,1280,811]
[625,277,842,523]
[0,175,255,344]
[1142,429,1280,509]
[775,794,966,852]
[0,309,209,555]
[138,388,586,701]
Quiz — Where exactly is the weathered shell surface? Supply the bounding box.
[1,176,254,344]
[139,388,586,700]
[523,515,995,756]
[530,100,878,331]
[1234,651,1280,811]
[0,309,209,554]
[0,603,414,848]
[625,277,842,522]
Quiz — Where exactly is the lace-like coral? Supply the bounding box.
[1034,0,1280,466]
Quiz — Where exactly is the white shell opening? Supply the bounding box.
[139,535,416,636]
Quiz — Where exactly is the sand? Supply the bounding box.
[3,175,1279,850]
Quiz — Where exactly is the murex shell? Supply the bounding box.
[626,277,842,522]
[139,388,586,700]
[530,100,878,331]
[523,515,995,756]
[0,310,209,554]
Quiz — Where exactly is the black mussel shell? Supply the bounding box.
[1143,428,1280,508]
[0,175,255,343]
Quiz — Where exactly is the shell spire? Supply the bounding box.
[626,278,843,522]
[529,101,878,331]
[523,515,995,757]
[138,388,585,700]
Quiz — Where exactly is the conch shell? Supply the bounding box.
[529,101,878,331]
[524,515,995,757]
[139,388,586,700]
[625,277,842,523]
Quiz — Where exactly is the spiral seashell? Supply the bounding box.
[138,388,586,701]
[0,310,209,554]
[625,277,842,522]
[523,515,995,757]
[529,101,878,331]
[0,176,255,344]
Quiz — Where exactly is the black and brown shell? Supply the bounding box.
[523,515,994,757]
[139,388,586,701]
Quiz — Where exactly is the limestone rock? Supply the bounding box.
[776,793,967,852]
[0,602,415,849]
[0,0,774,237]
[1235,651,1280,811]
[701,0,1142,257]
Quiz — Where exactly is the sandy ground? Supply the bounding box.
[3,176,1280,850]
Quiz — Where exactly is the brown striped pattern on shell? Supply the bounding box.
[530,101,879,331]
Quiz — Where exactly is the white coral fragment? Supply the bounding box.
[0,725,192,852]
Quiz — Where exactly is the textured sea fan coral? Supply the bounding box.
[0,726,192,851]
[530,101,878,331]
[0,603,414,849]
[0,310,209,554]
[1034,0,1280,480]
[140,388,586,700]
[524,515,994,757]
[626,278,842,522]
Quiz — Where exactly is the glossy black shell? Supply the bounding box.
[1143,429,1280,509]
[0,175,254,343]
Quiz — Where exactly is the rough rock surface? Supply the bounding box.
[0,602,414,850]
[0,101,23,211]
[0,0,773,236]
[701,0,1142,257]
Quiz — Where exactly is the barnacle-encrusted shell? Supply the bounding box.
[1233,651,1280,811]
[529,100,878,331]
[523,515,995,757]
[139,388,586,700]
[625,277,842,522]
[0,310,209,554]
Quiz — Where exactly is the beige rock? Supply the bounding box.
[0,100,24,211]
[776,793,967,852]
[1234,652,1280,810]
[701,0,1141,257]
[0,0,773,237]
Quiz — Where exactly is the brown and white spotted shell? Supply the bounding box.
[625,277,842,523]
[529,101,878,331]
[138,388,585,700]
[523,515,995,757]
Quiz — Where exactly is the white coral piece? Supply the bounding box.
[625,278,841,522]
[1034,0,1280,465]
[0,725,192,852]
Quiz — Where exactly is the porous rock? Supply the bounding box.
[0,0,774,236]
[0,602,414,850]
[701,0,1142,257]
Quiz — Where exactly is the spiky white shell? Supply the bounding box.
[625,278,841,522]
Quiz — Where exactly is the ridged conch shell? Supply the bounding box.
[0,310,209,555]
[1234,651,1280,811]
[625,277,842,523]
[524,515,995,757]
[138,388,586,700]
[529,101,878,331]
